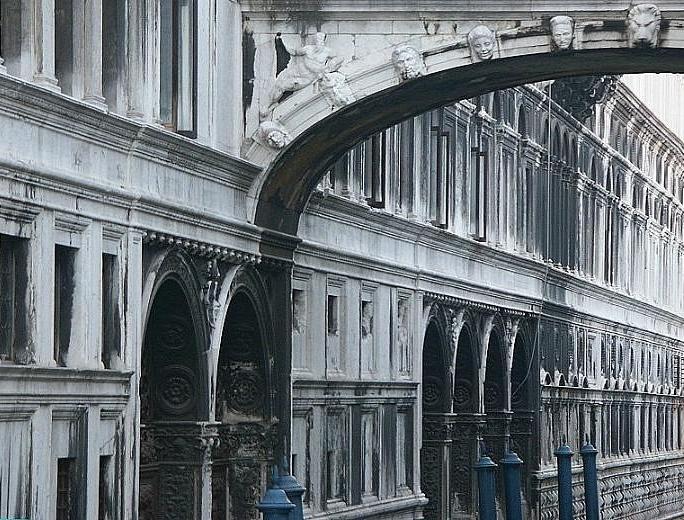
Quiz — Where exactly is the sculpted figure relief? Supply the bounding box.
[626,4,662,48]
[468,25,496,62]
[260,32,345,119]
[392,45,427,80]
[550,16,575,50]
[257,121,292,149]
[318,70,356,108]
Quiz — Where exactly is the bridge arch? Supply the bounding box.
[247,6,684,237]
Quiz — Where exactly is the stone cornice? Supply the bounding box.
[143,231,262,265]
[0,74,260,191]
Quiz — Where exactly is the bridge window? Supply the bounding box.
[160,0,197,136]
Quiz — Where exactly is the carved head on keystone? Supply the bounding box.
[258,121,292,149]
[391,45,427,80]
[627,4,662,48]
[550,15,575,50]
[468,25,496,62]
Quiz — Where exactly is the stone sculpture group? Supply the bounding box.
[259,3,663,149]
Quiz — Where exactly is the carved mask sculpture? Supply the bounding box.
[468,25,496,62]
[258,121,292,149]
[627,4,662,48]
[391,45,427,80]
[550,16,575,50]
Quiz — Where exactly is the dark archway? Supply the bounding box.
[139,276,205,520]
[510,326,536,511]
[253,48,684,237]
[421,316,450,520]
[450,325,480,518]
[212,278,277,520]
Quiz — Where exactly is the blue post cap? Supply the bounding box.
[275,473,306,494]
[257,487,296,513]
[500,451,523,466]
[554,444,574,457]
[580,443,598,456]
[474,455,498,470]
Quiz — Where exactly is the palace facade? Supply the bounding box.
[0,2,683,520]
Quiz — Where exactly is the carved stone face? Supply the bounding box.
[468,26,496,62]
[258,121,291,149]
[627,4,661,48]
[550,16,574,50]
[267,130,288,148]
[392,46,427,80]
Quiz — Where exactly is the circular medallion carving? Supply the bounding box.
[157,320,190,351]
[229,370,265,414]
[422,375,443,411]
[485,381,501,409]
[453,378,473,410]
[157,365,197,415]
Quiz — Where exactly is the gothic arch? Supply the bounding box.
[214,265,276,421]
[140,248,210,422]
[484,321,507,413]
[422,304,451,414]
[453,320,480,414]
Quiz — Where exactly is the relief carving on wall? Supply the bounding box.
[157,364,197,416]
[392,45,427,81]
[468,25,497,63]
[626,4,662,48]
[257,120,292,150]
[260,32,349,119]
[201,259,222,329]
[550,16,575,51]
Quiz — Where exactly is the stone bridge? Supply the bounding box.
[241,1,684,236]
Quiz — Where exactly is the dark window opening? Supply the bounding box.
[102,0,127,111]
[327,295,339,335]
[160,0,198,136]
[98,455,112,520]
[54,245,76,367]
[55,0,74,94]
[56,457,76,520]
[0,235,29,362]
[101,253,120,369]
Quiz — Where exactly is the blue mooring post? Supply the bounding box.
[257,468,296,520]
[275,469,305,520]
[555,444,574,520]
[580,442,599,520]
[474,454,498,520]
[501,451,523,520]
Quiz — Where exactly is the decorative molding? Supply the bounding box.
[143,232,261,265]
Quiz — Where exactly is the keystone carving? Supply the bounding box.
[258,120,292,149]
[260,32,344,119]
[550,15,575,50]
[627,4,662,48]
[468,25,496,63]
[391,45,427,80]
[318,70,355,108]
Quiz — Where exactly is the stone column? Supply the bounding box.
[421,416,452,520]
[72,0,106,108]
[140,422,218,520]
